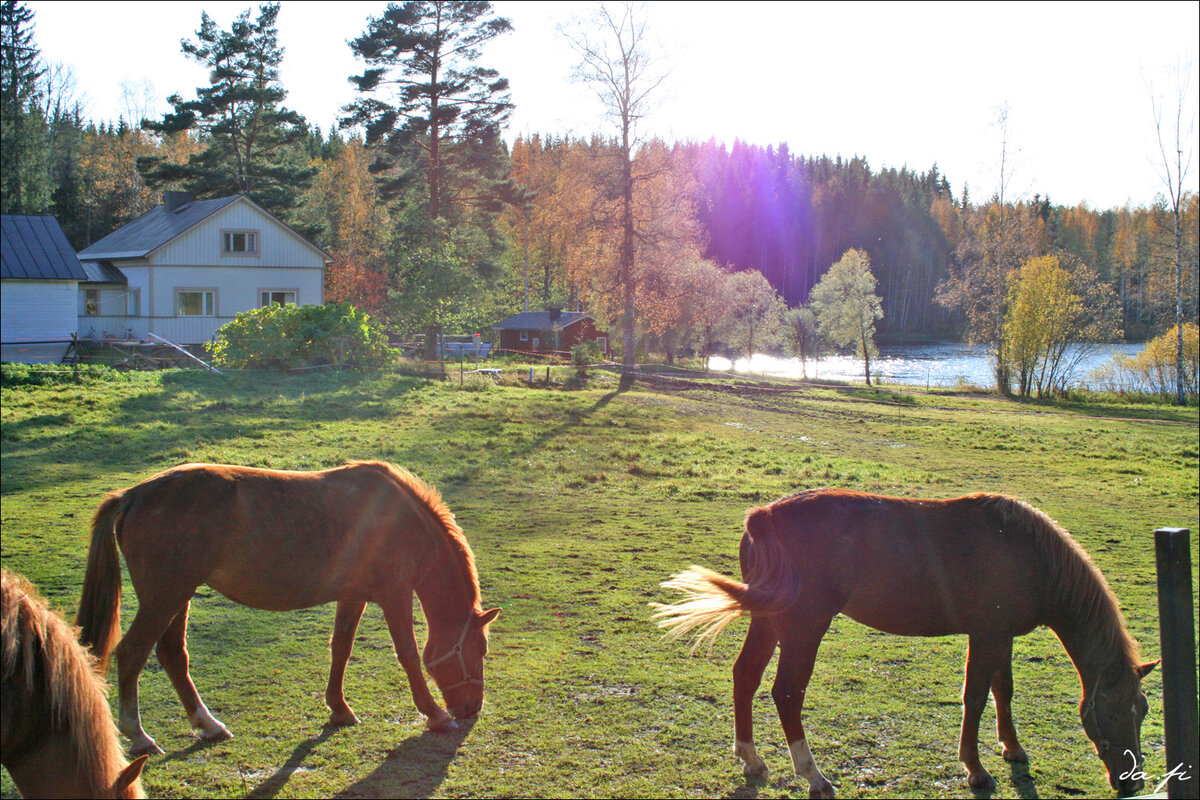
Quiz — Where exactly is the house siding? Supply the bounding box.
[76,198,326,346]
[151,201,326,270]
[1,279,77,362]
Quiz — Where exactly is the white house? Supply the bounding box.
[1,214,90,363]
[77,191,329,345]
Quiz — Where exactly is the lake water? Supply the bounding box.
[706,341,1146,390]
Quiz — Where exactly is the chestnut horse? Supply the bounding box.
[2,568,147,798]
[653,489,1158,798]
[76,461,499,757]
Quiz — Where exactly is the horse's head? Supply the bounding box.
[1080,660,1158,795]
[424,607,500,719]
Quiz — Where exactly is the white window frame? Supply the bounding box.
[259,289,298,307]
[221,229,260,257]
[84,288,99,317]
[127,288,141,316]
[176,289,216,317]
[519,330,529,342]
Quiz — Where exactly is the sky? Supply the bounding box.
[26,0,1200,210]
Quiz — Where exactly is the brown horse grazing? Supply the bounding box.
[652,489,1158,798]
[2,568,148,798]
[75,461,499,757]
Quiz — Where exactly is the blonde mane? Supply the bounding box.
[1,568,130,793]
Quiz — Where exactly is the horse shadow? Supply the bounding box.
[968,761,1041,800]
[331,719,475,799]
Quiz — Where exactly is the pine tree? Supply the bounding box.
[342,0,514,220]
[138,3,314,216]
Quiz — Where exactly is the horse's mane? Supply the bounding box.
[350,461,481,609]
[983,495,1142,672]
[1,568,128,792]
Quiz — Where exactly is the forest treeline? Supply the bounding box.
[3,1,1197,361]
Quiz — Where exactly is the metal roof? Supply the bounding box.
[80,259,128,284]
[77,195,241,260]
[492,311,593,330]
[1,215,89,281]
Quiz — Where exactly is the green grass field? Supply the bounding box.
[2,366,1197,799]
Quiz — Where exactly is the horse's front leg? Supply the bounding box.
[959,635,1012,788]
[773,618,835,799]
[379,597,454,732]
[733,614,777,778]
[325,600,367,727]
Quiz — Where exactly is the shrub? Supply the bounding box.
[1133,323,1199,397]
[572,341,601,378]
[0,362,130,387]
[207,303,395,371]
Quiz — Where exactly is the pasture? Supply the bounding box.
[2,366,1197,798]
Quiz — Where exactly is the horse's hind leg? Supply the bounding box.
[959,634,1012,788]
[115,600,189,756]
[325,600,366,726]
[156,602,231,742]
[772,617,836,799]
[733,614,777,778]
[991,648,1026,763]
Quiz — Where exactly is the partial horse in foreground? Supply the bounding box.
[2,568,147,798]
[76,461,499,757]
[653,489,1157,797]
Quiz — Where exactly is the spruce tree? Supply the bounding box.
[138,2,313,216]
[1,0,48,214]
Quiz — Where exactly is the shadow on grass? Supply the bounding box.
[243,727,335,799]
[1009,760,1040,799]
[332,719,475,799]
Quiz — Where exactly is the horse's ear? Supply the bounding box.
[478,607,500,626]
[1135,660,1160,680]
[114,754,149,796]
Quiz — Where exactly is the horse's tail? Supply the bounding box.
[650,566,759,650]
[651,502,798,650]
[76,492,127,673]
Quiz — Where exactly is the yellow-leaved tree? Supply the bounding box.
[1002,254,1121,397]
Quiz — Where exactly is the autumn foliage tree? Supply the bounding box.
[296,137,391,316]
[1002,254,1121,397]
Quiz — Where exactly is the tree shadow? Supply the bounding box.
[333,719,475,799]
[243,727,335,799]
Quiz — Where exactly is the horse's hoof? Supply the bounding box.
[1003,745,1028,763]
[742,761,768,779]
[967,769,995,789]
[808,780,836,799]
[198,726,233,743]
[129,739,165,757]
[426,713,458,733]
[327,709,361,727]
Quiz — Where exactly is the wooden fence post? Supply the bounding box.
[1154,527,1198,800]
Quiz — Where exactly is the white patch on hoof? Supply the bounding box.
[190,707,232,741]
[735,740,768,777]
[788,738,835,798]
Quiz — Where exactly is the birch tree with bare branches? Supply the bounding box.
[1149,61,1197,405]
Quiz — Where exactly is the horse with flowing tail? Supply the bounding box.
[76,461,499,757]
[2,568,147,798]
[652,489,1158,798]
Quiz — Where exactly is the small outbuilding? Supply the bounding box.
[1,214,90,363]
[492,309,608,356]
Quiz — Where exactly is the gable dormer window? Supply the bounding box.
[222,230,258,256]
